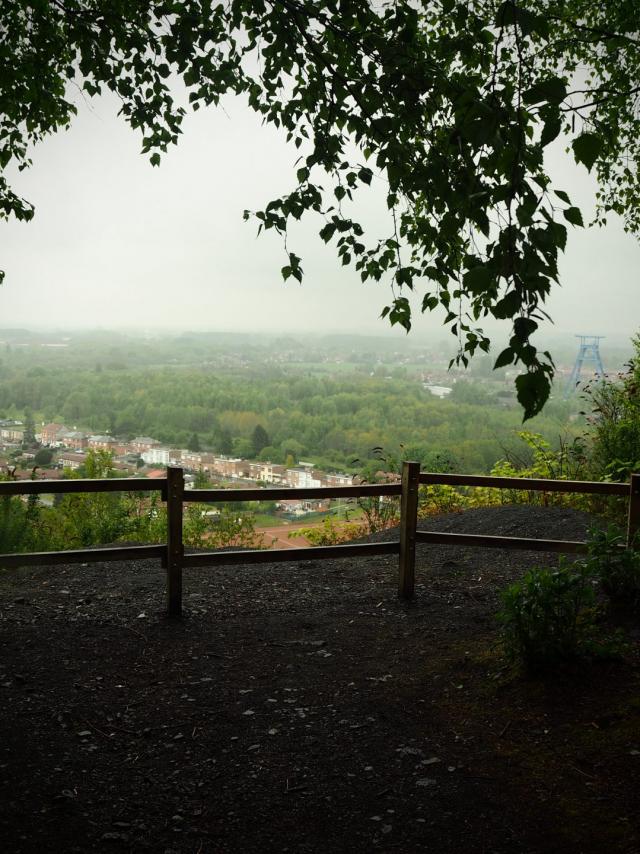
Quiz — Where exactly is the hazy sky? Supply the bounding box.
[2,88,639,344]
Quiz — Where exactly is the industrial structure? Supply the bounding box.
[564,335,605,398]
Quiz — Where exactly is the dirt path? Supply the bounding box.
[256,518,363,550]
[1,506,639,853]
[255,522,314,549]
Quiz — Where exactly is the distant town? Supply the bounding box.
[0,329,628,503]
[0,419,357,517]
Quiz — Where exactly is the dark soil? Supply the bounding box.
[1,505,639,853]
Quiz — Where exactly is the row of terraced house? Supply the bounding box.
[37,423,354,489]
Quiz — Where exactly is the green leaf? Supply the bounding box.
[548,221,568,251]
[463,266,493,294]
[524,77,566,106]
[150,153,161,167]
[554,190,571,204]
[388,297,412,331]
[492,291,522,320]
[494,347,514,370]
[572,133,603,172]
[563,206,584,227]
[462,118,497,148]
[495,2,548,37]
[513,317,538,340]
[495,1,517,26]
[516,371,551,421]
[319,223,336,243]
[540,114,562,146]
[358,167,373,185]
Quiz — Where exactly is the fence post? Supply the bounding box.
[166,466,184,618]
[628,473,640,547]
[399,461,420,600]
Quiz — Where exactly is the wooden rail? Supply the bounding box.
[0,467,637,617]
[183,541,399,568]
[0,477,165,496]
[0,544,165,569]
[183,484,402,502]
[418,472,629,496]
[415,531,588,554]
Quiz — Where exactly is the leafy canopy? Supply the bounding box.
[2,1,639,417]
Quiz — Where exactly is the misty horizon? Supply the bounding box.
[2,89,639,342]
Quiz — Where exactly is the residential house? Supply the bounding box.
[180,450,203,471]
[276,498,330,515]
[87,435,118,451]
[0,425,25,444]
[131,436,161,453]
[7,467,60,482]
[198,453,217,471]
[112,442,132,456]
[423,384,453,398]
[58,429,88,450]
[58,451,86,470]
[212,457,250,479]
[286,467,324,489]
[261,463,287,484]
[40,423,66,445]
[179,451,218,475]
[141,447,170,466]
[325,472,354,488]
[248,462,265,481]
[269,464,287,484]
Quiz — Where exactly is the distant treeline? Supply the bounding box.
[0,340,581,475]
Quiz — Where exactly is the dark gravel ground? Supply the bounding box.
[1,505,639,854]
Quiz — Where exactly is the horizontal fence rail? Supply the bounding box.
[419,472,629,496]
[183,483,402,502]
[415,531,588,554]
[0,465,637,616]
[0,477,165,496]
[183,541,399,568]
[0,544,166,569]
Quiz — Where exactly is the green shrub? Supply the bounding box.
[585,525,640,605]
[498,559,595,673]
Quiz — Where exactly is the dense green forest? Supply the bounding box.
[0,330,598,474]
[1,330,638,557]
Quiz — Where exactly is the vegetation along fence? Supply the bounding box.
[0,464,638,617]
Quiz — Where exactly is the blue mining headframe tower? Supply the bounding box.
[564,335,605,398]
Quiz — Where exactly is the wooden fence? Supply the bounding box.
[0,465,638,617]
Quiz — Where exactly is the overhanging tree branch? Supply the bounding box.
[1,0,638,418]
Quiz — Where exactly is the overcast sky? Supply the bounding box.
[1,89,638,345]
